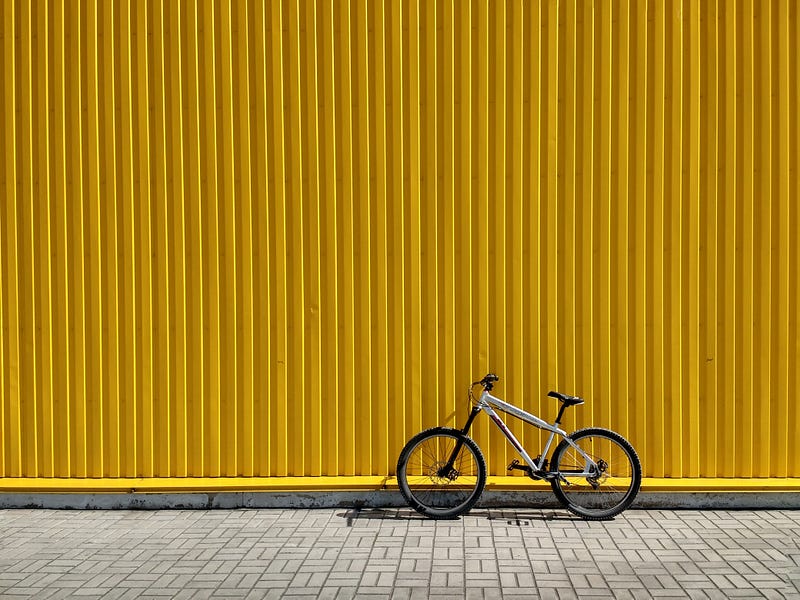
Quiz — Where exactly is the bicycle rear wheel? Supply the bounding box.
[396,427,486,519]
[550,427,641,520]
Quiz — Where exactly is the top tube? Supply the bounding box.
[480,391,562,434]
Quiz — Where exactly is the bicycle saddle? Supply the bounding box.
[547,391,584,406]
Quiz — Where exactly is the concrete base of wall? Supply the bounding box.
[1,491,798,510]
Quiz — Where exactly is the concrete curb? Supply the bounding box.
[1,491,799,510]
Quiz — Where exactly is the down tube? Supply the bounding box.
[484,406,538,469]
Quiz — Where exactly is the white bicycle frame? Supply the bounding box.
[476,389,598,477]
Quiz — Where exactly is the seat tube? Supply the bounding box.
[540,429,558,463]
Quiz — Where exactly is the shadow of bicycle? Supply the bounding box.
[336,506,429,526]
[336,506,585,526]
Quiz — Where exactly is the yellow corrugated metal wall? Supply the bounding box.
[1,0,798,485]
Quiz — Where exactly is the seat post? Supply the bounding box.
[554,403,568,426]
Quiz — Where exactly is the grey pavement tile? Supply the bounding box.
[1,508,800,598]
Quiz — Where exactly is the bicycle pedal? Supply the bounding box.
[507,459,521,471]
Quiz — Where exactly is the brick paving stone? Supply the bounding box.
[1,508,800,598]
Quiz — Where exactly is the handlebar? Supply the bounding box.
[473,373,499,391]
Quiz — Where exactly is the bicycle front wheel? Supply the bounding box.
[550,427,642,520]
[396,427,486,519]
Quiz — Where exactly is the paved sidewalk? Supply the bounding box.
[0,507,798,599]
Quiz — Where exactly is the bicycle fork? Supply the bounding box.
[437,406,482,480]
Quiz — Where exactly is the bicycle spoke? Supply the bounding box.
[397,429,486,518]
[551,429,641,519]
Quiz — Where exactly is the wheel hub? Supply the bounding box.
[430,462,459,483]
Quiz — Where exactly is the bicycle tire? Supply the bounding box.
[549,427,642,520]
[396,427,487,519]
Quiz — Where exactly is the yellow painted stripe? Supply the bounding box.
[0,477,798,494]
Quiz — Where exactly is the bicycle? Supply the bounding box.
[396,373,642,520]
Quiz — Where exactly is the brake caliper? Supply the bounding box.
[586,459,609,489]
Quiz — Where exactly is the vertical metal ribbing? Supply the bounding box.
[1,0,20,478]
[352,0,370,476]
[48,1,69,479]
[98,0,120,478]
[737,0,755,478]
[182,0,203,477]
[119,0,138,478]
[131,0,152,478]
[419,0,437,435]
[594,0,612,443]
[700,0,720,476]
[333,0,353,476]
[150,0,171,479]
[370,0,390,476]
[32,0,54,479]
[404,0,422,453]
[318,0,339,477]
[790,0,800,479]
[216,0,236,478]
[611,0,629,443]
[506,0,524,453]
[557,0,576,436]
[18,0,38,479]
[266,0,286,477]
[718,0,737,479]
[664,0,683,478]
[488,0,506,470]
[232,0,254,478]
[0,0,7,479]
[386,0,405,468]
[0,0,799,483]
[453,0,472,445]
[164,0,187,478]
[685,0,701,478]
[65,0,87,478]
[631,0,648,472]
[524,0,542,452]
[772,0,790,479]
[198,0,219,477]
[299,0,320,477]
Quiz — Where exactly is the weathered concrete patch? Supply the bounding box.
[1,491,798,510]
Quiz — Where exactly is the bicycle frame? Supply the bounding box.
[453,389,598,478]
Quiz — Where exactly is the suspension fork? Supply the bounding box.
[438,406,482,478]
